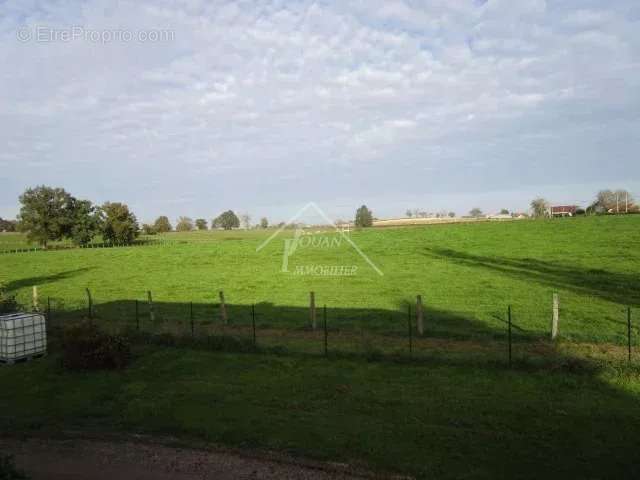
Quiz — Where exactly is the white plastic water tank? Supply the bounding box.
[0,312,47,363]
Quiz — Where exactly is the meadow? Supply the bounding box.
[1,215,639,344]
[2,216,640,478]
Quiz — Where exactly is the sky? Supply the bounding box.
[1,0,640,224]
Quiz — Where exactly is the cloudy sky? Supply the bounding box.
[2,0,639,223]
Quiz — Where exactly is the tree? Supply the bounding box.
[260,217,269,229]
[239,213,251,230]
[142,223,157,235]
[176,216,194,232]
[195,218,208,230]
[530,198,549,218]
[101,202,138,244]
[213,210,240,230]
[154,216,172,233]
[469,208,483,218]
[500,209,510,215]
[448,212,456,218]
[405,209,413,218]
[594,189,635,213]
[17,186,74,248]
[354,205,373,227]
[67,198,102,246]
[0,217,17,232]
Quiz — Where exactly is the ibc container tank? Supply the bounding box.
[0,313,47,363]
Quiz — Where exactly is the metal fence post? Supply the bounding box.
[323,305,328,358]
[407,304,412,356]
[508,305,512,367]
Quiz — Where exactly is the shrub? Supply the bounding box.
[0,455,27,480]
[0,284,18,314]
[62,322,131,370]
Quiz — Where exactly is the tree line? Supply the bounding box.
[530,189,637,218]
[9,186,377,247]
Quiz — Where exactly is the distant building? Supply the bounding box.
[550,205,577,217]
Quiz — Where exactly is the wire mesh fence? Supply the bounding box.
[21,287,638,368]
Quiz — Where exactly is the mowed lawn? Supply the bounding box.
[1,215,639,343]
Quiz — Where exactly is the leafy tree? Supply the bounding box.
[154,216,172,233]
[67,198,102,246]
[500,209,510,215]
[0,218,17,232]
[405,209,413,218]
[17,186,74,248]
[469,208,483,218]
[260,217,269,229]
[142,223,157,235]
[101,202,138,244]
[213,210,240,230]
[530,198,549,218]
[448,212,456,218]
[240,213,251,230]
[176,216,194,232]
[354,205,373,227]
[195,218,208,230]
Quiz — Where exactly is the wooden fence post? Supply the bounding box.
[147,291,155,322]
[219,291,228,324]
[32,286,39,312]
[310,291,316,330]
[135,300,139,330]
[416,295,424,336]
[551,293,559,340]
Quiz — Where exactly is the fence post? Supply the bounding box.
[135,300,139,330]
[551,293,559,340]
[147,291,155,322]
[508,305,512,367]
[219,291,228,324]
[86,288,93,320]
[252,304,256,348]
[32,286,39,312]
[310,291,316,330]
[628,307,632,362]
[323,305,328,358]
[190,301,194,337]
[407,304,412,356]
[416,295,424,336]
[46,296,51,322]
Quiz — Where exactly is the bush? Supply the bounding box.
[0,455,27,480]
[0,284,18,314]
[62,322,131,370]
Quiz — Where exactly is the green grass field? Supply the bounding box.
[1,216,639,343]
[2,216,640,479]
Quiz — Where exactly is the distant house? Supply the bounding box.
[550,205,577,217]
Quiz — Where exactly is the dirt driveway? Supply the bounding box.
[1,435,407,480]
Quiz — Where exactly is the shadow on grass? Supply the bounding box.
[424,247,640,306]
[8,301,640,479]
[47,298,539,343]
[4,268,93,292]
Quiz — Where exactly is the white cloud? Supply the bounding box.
[1,0,639,220]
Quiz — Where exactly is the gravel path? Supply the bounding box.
[1,435,406,480]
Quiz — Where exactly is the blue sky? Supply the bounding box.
[1,0,639,224]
